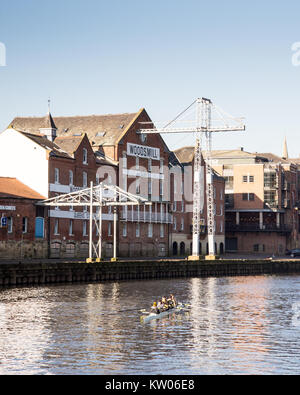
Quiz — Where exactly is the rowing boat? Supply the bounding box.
[141,303,185,323]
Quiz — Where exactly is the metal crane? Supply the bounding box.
[139,98,245,260]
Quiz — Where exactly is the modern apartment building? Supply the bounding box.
[205,147,300,254]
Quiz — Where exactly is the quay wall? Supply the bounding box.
[0,259,300,287]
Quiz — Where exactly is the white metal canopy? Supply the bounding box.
[40,183,151,262]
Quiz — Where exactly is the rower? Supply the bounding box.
[170,294,177,307]
[151,302,159,314]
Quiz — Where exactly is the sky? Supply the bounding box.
[1,0,300,157]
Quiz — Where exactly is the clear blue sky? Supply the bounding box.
[1,0,300,157]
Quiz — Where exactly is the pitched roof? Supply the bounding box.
[174,146,195,164]
[255,153,290,164]
[0,177,46,199]
[54,134,84,156]
[9,111,141,147]
[174,147,256,164]
[20,131,72,159]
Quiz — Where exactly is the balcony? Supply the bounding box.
[120,210,173,224]
[225,223,292,233]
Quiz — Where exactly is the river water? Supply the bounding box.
[0,275,299,375]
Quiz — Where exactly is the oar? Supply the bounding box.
[183,303,222,313]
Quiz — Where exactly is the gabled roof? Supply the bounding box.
[9,111,141,147]
[174,146,195,164]
[0,177,46,199]
[20,131,72,159]
[54,134,85,156]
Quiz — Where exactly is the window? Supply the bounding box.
[83,220,88,236]
[83,148,88,164]
[69,220,73,236]
[69,170,73,186]
[243,193,255,201]
[7,217,13,234]
[148,178,152,196]
[83,172,88,188]
[181,218,184,231]
[159,180,163,197]
[136,178,140,195]
[54,219,59,235]
[173,217,177,231]
[243,175,254,183]
[181,201,185,213]
[148,223,153,238]
[136,223,140,238]
[160,224,164,238]
[173,201,177,212]
[108,222,112,236]
[123,152,127,169]
[55,168,59,184]
[22,217,28,234]
[122,223,127,237]
[160,160,164,174]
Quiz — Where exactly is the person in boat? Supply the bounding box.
[169,294,177,308]
[157,299,164,313]
[151,302,160,314]
[162,296,169,311]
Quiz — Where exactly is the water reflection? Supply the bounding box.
[0,276,299,375]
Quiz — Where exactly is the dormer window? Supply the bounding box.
[83,148,88,164]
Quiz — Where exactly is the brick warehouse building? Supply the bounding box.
[173,146,226,256]
[0,177,46,259]
[0,108,226,259]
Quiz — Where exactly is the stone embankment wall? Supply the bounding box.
[0,259,300,287]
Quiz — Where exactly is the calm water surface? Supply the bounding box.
[0,275,299,375]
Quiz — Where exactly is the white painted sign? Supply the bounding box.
[127,143,160,161]
[0,206,16,211]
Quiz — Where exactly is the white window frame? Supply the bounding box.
[123,223,127,237]
[136,223,140,238]
[54,168,59,184]
[160,224,164,238]
[54,219,59,235]
[69,170,74,186]
[148,223,153,238]
[83,220,88,236]
[83,171,88,188]
[22,217,28,234]
[7,217,13,233]
[69,220,73,236]
[83,148,88,164]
